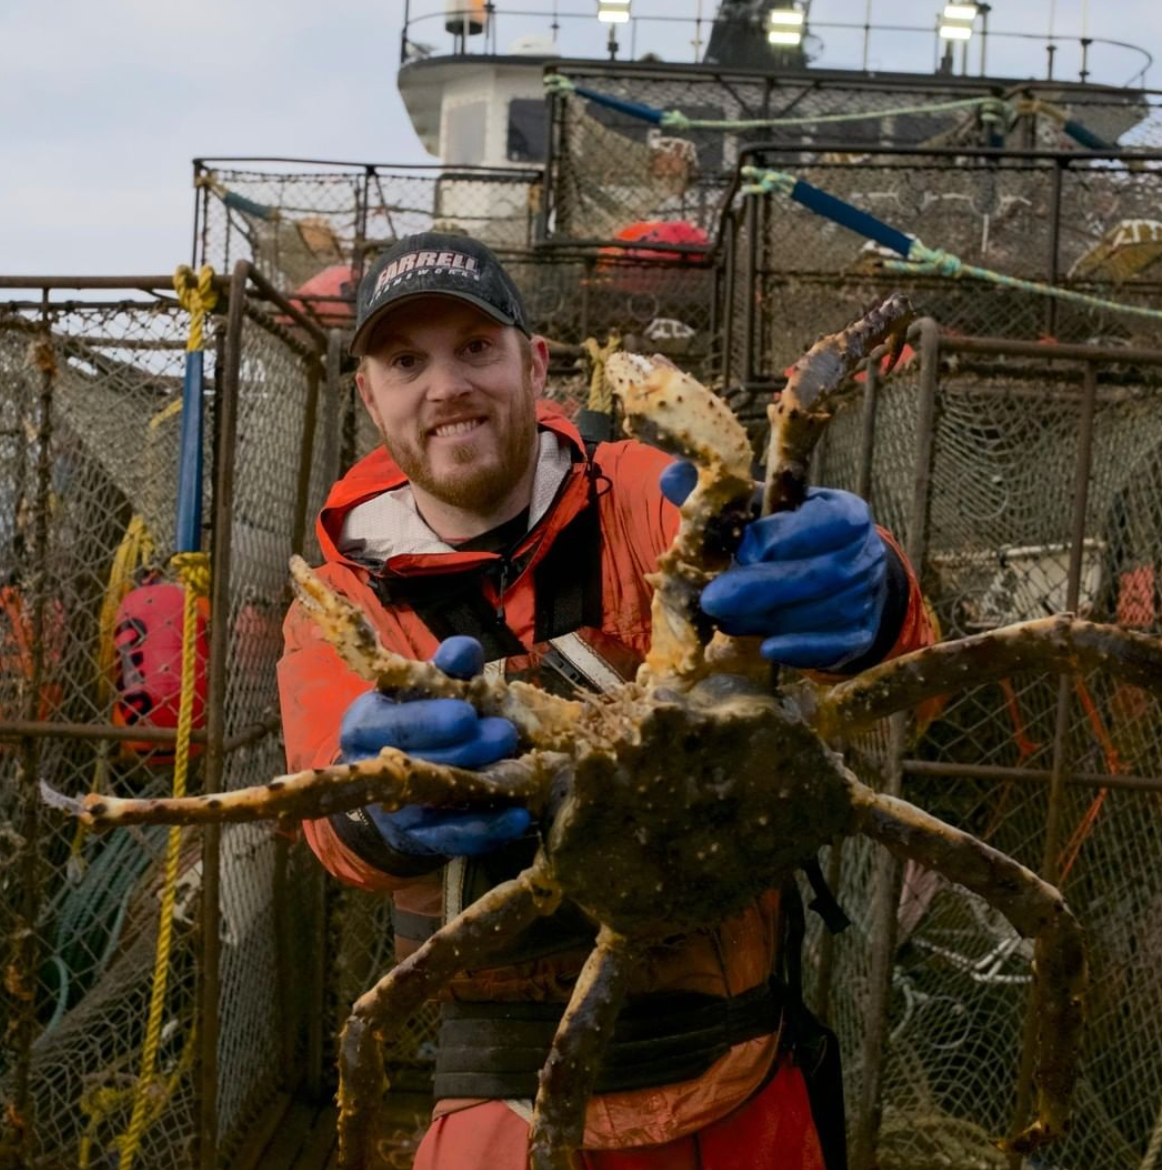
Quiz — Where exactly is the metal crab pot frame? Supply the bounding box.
[0,269,341,1170]
[814,326,1162,1170]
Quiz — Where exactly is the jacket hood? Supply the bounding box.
[315,400,589,568]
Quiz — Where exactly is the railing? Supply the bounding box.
[400,2,1154,87]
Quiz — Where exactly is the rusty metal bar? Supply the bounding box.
[8,300,57,1161]
[191,165,203,268]
[273,834,295,1086]
[0,715,277,751]
[1007,359,1100,1159]
[323,331,344,490]
[857,356,880,504]
[197,260,248,1170]
[721,212,737,388]
[241,264,329,349]
[0,274,224,291]
[1045,161,1065,337]
[290,356,323,558]
[818,355,883,1026]
[741,195,759,386]
[942,335,1162,365]
[852,317,942,1170]
[538,88,557,244]
[902,759,1162,793]
[353,168,373,289]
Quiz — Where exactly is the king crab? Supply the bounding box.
[46,295,1162,1169]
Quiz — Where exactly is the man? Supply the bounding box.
[277,232,934,1169]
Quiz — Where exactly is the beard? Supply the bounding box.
[383,375,538,513]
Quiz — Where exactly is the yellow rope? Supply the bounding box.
[78,1025,198,1169]
[172,265,219,354]
[113,553,210,1170]
[104,268,216,1167]
[582,331,622,413]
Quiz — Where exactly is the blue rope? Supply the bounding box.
[545,73,663,124]
[739,167,913,256]
[544,73,1010,133]
[222,189,279,222]
[1062,119,1115,151]
[740,166,1162,323]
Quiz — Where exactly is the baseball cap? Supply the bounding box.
[351,232,531,355]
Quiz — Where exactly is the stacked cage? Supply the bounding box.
[0,279,338,1170]
[814,339,1162,1170]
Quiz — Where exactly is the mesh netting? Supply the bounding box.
[0,302,203,1169]
[812,354,1162,1169]
[0,289,335,1170]
[196,163,720,391]
[719,149,1162,388]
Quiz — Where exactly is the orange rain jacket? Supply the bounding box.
[277,402,934,1159]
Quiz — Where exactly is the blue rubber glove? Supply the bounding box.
[660,463,888,671]
[340,636,527,858]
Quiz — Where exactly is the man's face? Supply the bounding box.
[356,297,548,514]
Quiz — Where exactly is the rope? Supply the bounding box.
[889,241,1162,322]
[739,166,1162,324]
[582,331,622,413]
[114,551,208,1170]
[172,265,219,353]
[79,1024,198,1170]
[662,96,1009,132]
[543,75,1014,134]
[116,270,213,1170]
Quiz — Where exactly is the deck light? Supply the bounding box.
[766,5,804,46]
[939,1,978,40]
[596,0,631,23]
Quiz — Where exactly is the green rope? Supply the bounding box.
[740,166,797,197]
[660,96,1009,132]
[739,166,1162,325]
[543,73,1014,136]
[544,73,575,95]
[888,242,1162,322]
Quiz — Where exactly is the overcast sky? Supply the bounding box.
[2,0,1158,276]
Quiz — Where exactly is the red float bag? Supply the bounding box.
[112,581,210,763]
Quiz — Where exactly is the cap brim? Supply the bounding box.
[350,290,522,356]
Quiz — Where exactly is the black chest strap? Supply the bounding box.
[371,449,604,660]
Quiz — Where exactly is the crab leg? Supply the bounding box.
[812,616,1162,737]
[336,854,563,1170]
[42,750,566,829]
[850,783,1085,1151]
[291,556,582,749]
[764,292,914,515]
[606,354,754,683]
[528,925,641,1170]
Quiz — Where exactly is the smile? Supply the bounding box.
[430,418,485,439]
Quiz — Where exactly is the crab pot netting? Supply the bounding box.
[721,151,1162,389]
[197,167,722,401]
[0,296,335,1170]
[0,303,203,1168]
[196,165,540,295]
[547,68,1162,243]
[812,362,1162,1170]
[212,301,336,1168]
